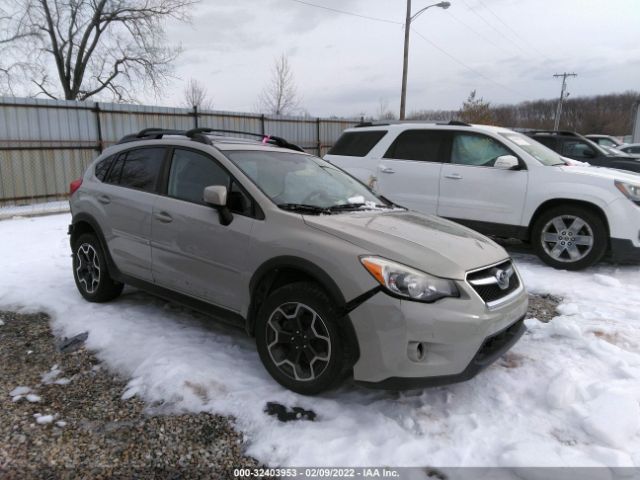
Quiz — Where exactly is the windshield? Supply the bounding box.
[225,150,392,212]
[499,132,565,166]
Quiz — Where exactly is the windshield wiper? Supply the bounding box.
[326,202,394,212]
[277,203,330,214]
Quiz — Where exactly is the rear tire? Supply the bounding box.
[72,233,124,302]
[531,205,607,270]
[255,282,351,395]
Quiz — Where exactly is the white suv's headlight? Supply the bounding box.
[615,181,640,205]
[360,256,458,303]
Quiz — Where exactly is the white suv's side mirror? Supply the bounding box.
[494,155,519,170]
[203,185,227,206]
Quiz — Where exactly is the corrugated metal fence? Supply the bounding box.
[0,97,359,207]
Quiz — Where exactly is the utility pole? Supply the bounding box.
[399,1,450,120]
[399,0,412,120]
[553,72,577,130]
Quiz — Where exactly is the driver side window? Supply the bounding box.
[168,149,230,204]
[451,133,512,167]
[167,148,255,216]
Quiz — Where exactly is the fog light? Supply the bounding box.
[407,341,426,362]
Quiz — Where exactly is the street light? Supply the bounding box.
[399,1,451,120]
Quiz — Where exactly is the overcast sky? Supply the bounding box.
[153,0,640,117]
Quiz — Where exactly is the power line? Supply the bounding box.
[286,0,526,99]
[411,28,527,98]
[286,0,402,25]
[475,0,554,62]
[459,0,531,58]
[445,10,515,56]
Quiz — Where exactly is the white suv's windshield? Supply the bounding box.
[500,132,565,166]
[225,150,392,212]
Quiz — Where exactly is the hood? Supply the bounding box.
[303,210,509,280]
[557,165,640,183]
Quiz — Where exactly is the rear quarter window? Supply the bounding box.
[94,154,115,182]
[328,131,387,157]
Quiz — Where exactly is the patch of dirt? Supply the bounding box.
[527,293,562,323]
[0,310,259,479]
[498,352,527,369]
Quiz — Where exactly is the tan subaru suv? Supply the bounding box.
[68,128,528,394]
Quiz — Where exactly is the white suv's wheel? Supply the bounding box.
[532,206,607,270]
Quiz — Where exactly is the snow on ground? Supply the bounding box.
[0,200,69,220]
[1,213,640,468]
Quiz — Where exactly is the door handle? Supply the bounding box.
[380,166,395,174]
[444,173,463,180]
[97,194,111,204]
[154,211,173,223]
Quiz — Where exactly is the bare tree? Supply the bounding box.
[459,90,494,124]
[257,54,300,115]
[0,0,196,101]
[182,78,213,110]
[376,98,396,120]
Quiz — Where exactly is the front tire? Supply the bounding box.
[531,205,607,270]
[255,282,350,395]
[72,233,124,302]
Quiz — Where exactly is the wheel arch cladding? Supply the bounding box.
[70,213,121,278]
[247,256,360,365]
[529,199,610,238]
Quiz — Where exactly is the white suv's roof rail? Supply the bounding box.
[353,119,471,129]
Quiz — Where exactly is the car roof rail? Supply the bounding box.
[526,130,580,137]
[185,128,305,152]
[441,120,471,126]
[353,122,391,128]
[116,127,305,152]
[117,128,188,144]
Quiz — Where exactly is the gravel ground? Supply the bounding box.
[0,294,559,478]
[527,293,562,323]
[0,310,259,479]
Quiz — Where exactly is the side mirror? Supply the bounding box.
[494,155,519,170]
[203,185,233,226]
[582,149,596,158]
[204,185,227,206]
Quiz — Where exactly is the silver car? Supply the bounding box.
[68,128,528,394]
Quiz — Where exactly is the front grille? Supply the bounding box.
[466,260,520,306]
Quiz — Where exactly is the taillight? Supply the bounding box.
[70,178,83,196]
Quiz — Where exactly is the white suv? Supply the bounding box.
[325,121,640,270]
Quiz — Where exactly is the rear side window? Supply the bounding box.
[94,155,115,182]
[105,147,165,193]
[328,131,387,157]
[384,130,446,162]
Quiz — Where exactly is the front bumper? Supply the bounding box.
[356,316,526,389]
[348,279,528,388]
[609,238,640,263]
[606,198,640,260]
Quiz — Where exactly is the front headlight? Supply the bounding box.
[615,181,640,205]
[360,256,458,303]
